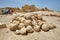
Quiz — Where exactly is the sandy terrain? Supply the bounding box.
[0,11,60,40]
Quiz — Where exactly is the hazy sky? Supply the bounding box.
[0,0,60,11]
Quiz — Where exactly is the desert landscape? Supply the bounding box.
[0,0,60,40]
[0,10,60,40]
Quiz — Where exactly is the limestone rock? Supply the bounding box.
[48,23,56,29]
[24,20,31,26]
[15,30,20,35]
[19,27,27,35]
[26,26,34,33]
[32,19,37,26]
[0,23,6,29]
[9,23,18,31]
[37,20,43,26]
[31,15,35,20]
[41,23,50,31]
[12,20,19,24]
[37,15,42,20]
[18,23,25,29]
[33,25,41,32]
[20,17,26,23]
[12,17,19,22]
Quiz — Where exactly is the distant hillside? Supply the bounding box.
[0,4,54,14]
[40,7,53,12]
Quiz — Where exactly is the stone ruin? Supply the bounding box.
[7,14,56,35]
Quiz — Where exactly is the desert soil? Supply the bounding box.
[0,11,60,40]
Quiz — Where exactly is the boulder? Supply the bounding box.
[20,17,26,23]
[41,23,50,32]
[37,20,43,26]
[32,19,37,26]
[18,23,25,29]
[12,20,19,24]
[19,27,27,35]
[33,25,41,32]
[15,30,20,35]
[9,23,18,31]
[26,25,34,33]
[0,23,6,29]
[24,20,31,26]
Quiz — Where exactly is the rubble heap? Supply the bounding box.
[8,14,56,35]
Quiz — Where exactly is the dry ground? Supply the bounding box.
[0,11,60,40]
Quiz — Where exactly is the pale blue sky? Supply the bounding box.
[0,0,60,11]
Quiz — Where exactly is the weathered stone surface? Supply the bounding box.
[9,23,18,31]
[12,20,19,24]
[18,23,25,29]
[32,19,37,26]
[33,25,41,32]
[26,25,34,33]
[15,30,20,35]
[0,23,6,28]
[41,23,50,31]
[19,27,27,35]
[48,23,56,29]
[24,20,31,26]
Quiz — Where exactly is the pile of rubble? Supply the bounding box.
[8,14,56,35]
